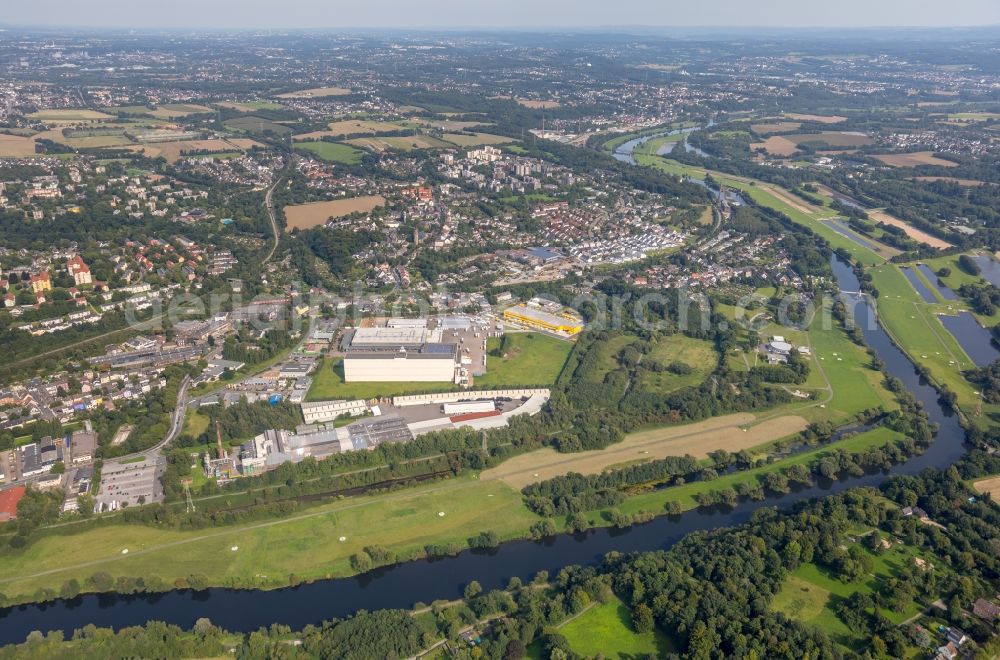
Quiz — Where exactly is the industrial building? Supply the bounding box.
[301,399,369,423]
[344,326,443,351]
[343,345,459,382]
[239,415,414,474]
[503,304,583,336]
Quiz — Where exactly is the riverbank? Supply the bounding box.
[0,411,917,607]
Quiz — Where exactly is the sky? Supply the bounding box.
[2,0,999,30]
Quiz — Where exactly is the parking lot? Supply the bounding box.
[95,457,163,510]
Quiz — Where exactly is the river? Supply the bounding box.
[0,257,969,644]
[612,123,709,165]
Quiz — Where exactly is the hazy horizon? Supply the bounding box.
[2,0,999,30]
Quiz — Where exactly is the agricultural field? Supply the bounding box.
[752,135,800,156]
[277,86,351,98]
[867,210,953,249]
[283,195,386,230]
[942,112,1000,123]
[558,597,675,659]
[0,476,538,603]
[913,176,984,187]
[224,116,294,137]
[414,119,490,131]
[474,332,573,389]
[293,141,365,164]
[214,101,286,112]
[0,133,39,157]
[517,99,561,109]
[754,131,871,155]
[26,109,114,122]
[873,152,958,168]
[294,120,407,140]
[345,135,456,152]
[306,357,458,401]
[773,538,943,649]
[115,103,212,119]
[440,132,515,147]
[750,121,802,134]
[973,475,1000,498]
[783,113,848,124]
[135,138,262,163]
[481,413,808,489]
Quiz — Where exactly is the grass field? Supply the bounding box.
[294,141,365,164]
[474,333,572,388]
[306,358,459,401]
[773,539,941,649]
[283,196,386,230]
[277,86,351,98]
[0,476,538,602]
[559,597,674,659]
[918,253,991,291]
[613,426,904,516]
[27,109,114,122]
[873,152,958,168]
[638,335,718,394]
[481,412,808,489]
[868,263,979,410]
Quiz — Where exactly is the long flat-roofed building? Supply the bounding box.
[345,326,443,351]
[343,344,458,382]
[503,304,583,336]
[301,399,369,423]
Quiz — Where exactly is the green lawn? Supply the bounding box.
[559,597,675,659]
[0,476,539,603]
[611,427,905,516]
[294,141,365,164]
[475,332,573,388]
[306,358,459,401]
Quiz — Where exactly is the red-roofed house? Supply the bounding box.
[66,255,92,286]
[0,486,26,522]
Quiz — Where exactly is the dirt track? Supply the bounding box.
[482,413,808,489]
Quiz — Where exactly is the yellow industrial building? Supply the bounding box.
[503,304,583,336]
